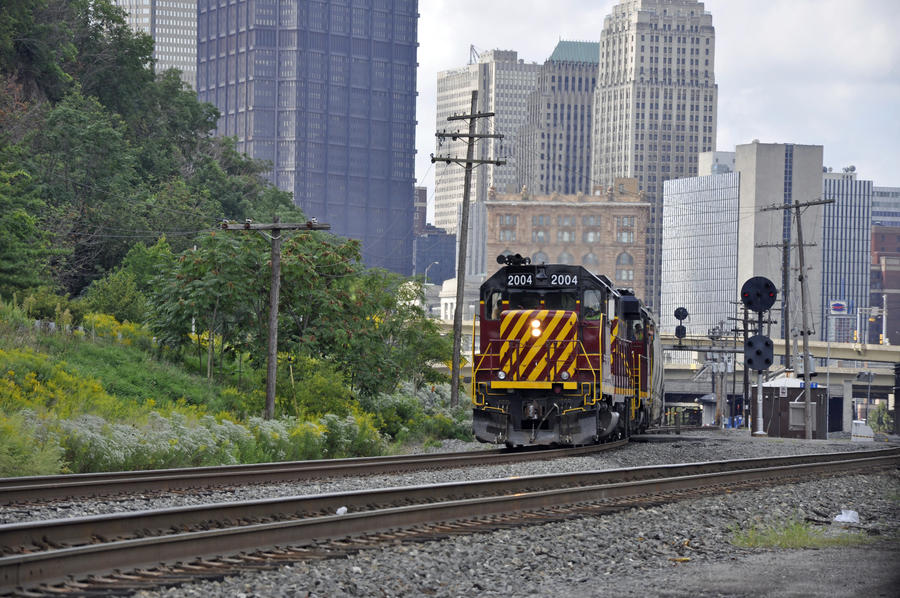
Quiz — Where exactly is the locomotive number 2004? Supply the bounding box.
[507,273,533,286]
[550,274,577,286]
[507,273,578,287]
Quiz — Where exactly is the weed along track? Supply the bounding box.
[1,448,897,596]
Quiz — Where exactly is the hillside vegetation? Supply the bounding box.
[0,1,463,476]
[1,298,469,476]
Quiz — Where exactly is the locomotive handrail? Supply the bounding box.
[471,312,478,406]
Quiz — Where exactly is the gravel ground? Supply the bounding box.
[127,453,899,597]
[5,431,899,597]
[1,429,891,524]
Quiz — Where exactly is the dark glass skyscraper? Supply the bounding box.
[197,0,418,273]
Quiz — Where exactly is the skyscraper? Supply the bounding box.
[736,141,825,343]
[434,49,541,275]
[591,0,717,311]
[821,169,873,343]
[517,41,598,195]
[660,166,740,341]
[197,0,419,274]
[115,0,197,88]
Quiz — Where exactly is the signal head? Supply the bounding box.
[740,276,778,313]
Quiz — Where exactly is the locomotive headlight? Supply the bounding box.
[560,371,570,381]
[530,320,542,337]
[497,370,507,380]
[531,328,541,337]
[531,319,541,328]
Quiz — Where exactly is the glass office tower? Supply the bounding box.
[197,0,418,273]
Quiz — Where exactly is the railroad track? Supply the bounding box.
[0,441,627,505]
[2,447,897,596]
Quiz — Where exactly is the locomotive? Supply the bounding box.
[472,254,663,447]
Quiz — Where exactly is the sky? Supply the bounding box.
[413,0,900,222]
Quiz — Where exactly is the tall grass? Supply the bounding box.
[730,518,873,549]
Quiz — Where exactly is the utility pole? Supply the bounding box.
[431,90,504,407]
[761,198,834,439]
[222,217,330,418]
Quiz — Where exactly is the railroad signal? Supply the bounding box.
[740,277,777,313]
[674,307,688,340]
[745,334,774,371]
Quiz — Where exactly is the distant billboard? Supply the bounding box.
[829,300,848,315]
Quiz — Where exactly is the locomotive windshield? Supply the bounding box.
[506,290,577,311]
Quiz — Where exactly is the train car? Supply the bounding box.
[471,254,663,446]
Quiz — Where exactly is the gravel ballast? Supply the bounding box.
[5,430,899,597]
[1,430,891,524]
[130,470,899,597]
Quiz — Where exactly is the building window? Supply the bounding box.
[558,230,575,242]
[532,230,547,243]
[616,215,635,243]
[558,251,573,264]
[499,229,516,241]
[582,252,598,266]
[533,251,548,264]
[532,214,550,226]
[616,252,634,282]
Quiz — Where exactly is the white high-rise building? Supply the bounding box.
[115,0,197,89]
[660,170,740,342]
[591,0,717,311]
[434,50,541,276]
[736,141,825,345]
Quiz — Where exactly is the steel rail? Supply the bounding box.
[3,447,897,554]
[0,441,627,505]
[1,448,897,593]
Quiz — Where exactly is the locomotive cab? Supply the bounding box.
[472,255,662,447]
[473,261,617,446]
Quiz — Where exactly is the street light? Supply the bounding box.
[424,261,439,284]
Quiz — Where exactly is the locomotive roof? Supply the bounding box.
[483,262,615,293]
[482,261,656,324]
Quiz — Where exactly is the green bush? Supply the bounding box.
[0,295,30,329]
[359,383,472,443]
[0,411,63,476]
[319,413,385,458]
[868,402,894,434]
[211,386,263,418]
[82,270,148,324]
[288,420,326,461]
[21,286,86,326]
[278,355,356,418]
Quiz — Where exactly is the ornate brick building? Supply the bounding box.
[485,177,650,300]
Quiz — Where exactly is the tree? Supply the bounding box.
[82,269,147,323]
[149,231,266,381]
[119,237,174,294]
[24,88,139,294]
[0,0,77,102]
[0,168,50,296]
[277,237,450,398]
[327,271,451,397]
